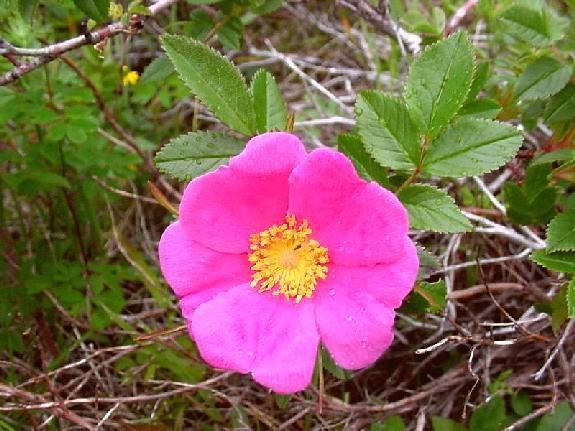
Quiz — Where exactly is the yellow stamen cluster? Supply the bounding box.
[248,215,329,302]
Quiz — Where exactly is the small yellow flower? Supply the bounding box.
[122,65,139,86]
[109,2,124,20]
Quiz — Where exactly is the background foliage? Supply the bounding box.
[1,0,575,429]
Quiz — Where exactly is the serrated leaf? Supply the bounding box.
[545,84,575,124]
[160,34,255,134]
[398,184,471,233]
[466,62,489,102]
[217,16,244,50]
[72,0,109,21]
[500,5,551,47]
[567,279,575,318]
[140,55,174,84]
[154,131,245,181]
[422,118,523,177]
[404,31,474,139]
[459,99,501,119]
[356,91,420,170]
[515,57,572,102]
[547,210,575,252]
[532,250,575,273]
[504,163,556,225]
[337,134,390,187]
[250,70,288,133]
[189,9,215,40]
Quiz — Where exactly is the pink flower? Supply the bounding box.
[159,132,419,393]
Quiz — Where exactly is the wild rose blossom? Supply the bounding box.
[159,132,419,393]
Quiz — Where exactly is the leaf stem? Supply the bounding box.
[396,136,429,194]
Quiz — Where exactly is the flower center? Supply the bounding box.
[248,215,329,302]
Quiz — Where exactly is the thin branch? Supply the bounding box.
[0,0,178,86]
[445,0,479,35]
[337,0,421,54]
[532,319,575,381]
[263,40,354,115]
[0,372,231,411]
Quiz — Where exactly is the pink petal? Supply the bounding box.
[191,284,319,392]
[159,222,251,304]
[251,297,319,394]
[288,148,365,230]
[315,182,410,266]
[366,238,419,308]
[314,272,396,369]
[315,240,418,310]
[191,285,261,373]
[179,133,307,253]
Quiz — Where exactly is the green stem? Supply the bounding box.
[396,136,429,194]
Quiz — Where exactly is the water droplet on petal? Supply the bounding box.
[329,288,336,296]
[346,315,353,322]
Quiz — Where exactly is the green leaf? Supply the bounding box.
[431,417,466,431]
[546,210,575,252]
[189,9,215,40]
[504,164,556,225]
[140,55,174,84]
[217,16,244,50]
[274,394,291,409]
[515,57,572,102]
[356,91,420,170]
[404,31,474,139]
[531,149,575,166]
[154,131,245,181]
[531,250,575,273]
[567,279,575,318]
[536,285,569,332]
[370,416,406,431]
[160,34,255,134]
[250,69,288,133]
[466,62,489,102]
[545,84,575,124]
[398,184,471,233]
[18,0,39,21]
[536,402,573,431]
[422,118,523,177]
[337,134,390,187]
[417,280,447,313]
[402,280,446,314]
[321,348,351,380]
[511,391,533,416]
[500,6,551,47]
[417,246,440,280]
[72,0,110,21]
[127,0,150,15]
[469,396,506,431]
[458,99,501,120]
